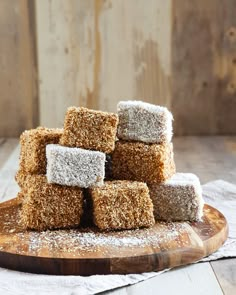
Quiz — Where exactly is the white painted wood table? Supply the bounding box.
[0,137,236,295]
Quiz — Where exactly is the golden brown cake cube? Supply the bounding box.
[19,127,63,174]
[112,141,175,183]
[90,180,155,231]
[60,107,118,153]
[20,175,84,231]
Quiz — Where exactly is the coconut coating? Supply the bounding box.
[20,175,84,231]
[117,100,173,143]
[19,127,63,174]
[112,141,176,183]
[60,107,118,153]
[46,144,105,188]
[90,180,155,231]
[148,173,204,221]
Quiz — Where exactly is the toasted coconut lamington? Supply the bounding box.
[112,141,176,184]
[148,173,204,222]
[20,175,84,231]
[19,127,63,174]
[89,180,155,231]
[60,107,118,153]
[117,100,173,143]
[46,144,105,188]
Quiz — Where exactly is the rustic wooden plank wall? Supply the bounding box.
[0,0,38,137]
[0,0,236,136]
[35,0,172,128]
[172,0,236,135]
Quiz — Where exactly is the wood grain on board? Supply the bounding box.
[0,0,38,137]
[0,199,228,275]
[0,136,235,292]
[173,136,236,295]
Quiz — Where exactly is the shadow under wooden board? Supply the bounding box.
[0,198,228,276]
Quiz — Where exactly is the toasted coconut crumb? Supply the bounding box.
[60,107,118,153]
[19,127,63,174]
[20,175,84,231]
[112,141,176,183]
[15,169,28,189]
[89,180,155,231]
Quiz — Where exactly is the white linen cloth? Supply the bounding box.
[0,180,235,295]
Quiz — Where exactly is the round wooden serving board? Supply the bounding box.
[0,198,228,275]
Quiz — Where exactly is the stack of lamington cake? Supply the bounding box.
[15,101,204,232]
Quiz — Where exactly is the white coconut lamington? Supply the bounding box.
[117,100,173,143]
[46,144,105,188]
[149,173,204,222]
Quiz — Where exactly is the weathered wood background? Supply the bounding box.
[0,0,236,137]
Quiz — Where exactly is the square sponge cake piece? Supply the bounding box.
[89,180,155,231]
[112,141,176,183]
[117,100,173,143]
[20,175,84,231]
[148,173,204,222]
[19,127,63,174]
[46,144,105,188]
[60,107,118,153]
